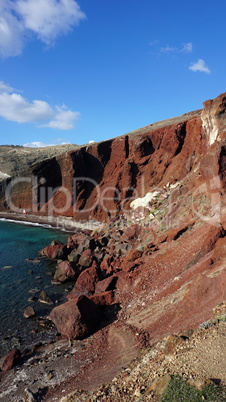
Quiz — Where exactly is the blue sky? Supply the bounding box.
[0,0,225,147]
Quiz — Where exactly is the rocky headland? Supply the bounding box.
[0,93,225,401]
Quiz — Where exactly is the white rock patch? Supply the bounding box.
[130,191,160,210]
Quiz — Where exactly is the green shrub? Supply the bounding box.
[161,376,226,402]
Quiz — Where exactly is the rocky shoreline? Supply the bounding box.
[0,211,101,232]
[0,92,225,400]
[0,185,225,400]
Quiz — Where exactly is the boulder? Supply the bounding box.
[38,290,53,305]
[24,306,36,318]
[90,290,115,306]
[121,224,141,242]
[67,262,100,299]
[0,348,21,371]
[76,237,91,255]
[67,248,80,264]
[93,249,104,263]
[100,255,116,275]
[50,239,63,246]
[115,242,130,257]
[53,260,78,283]
[114,271,131,292]
[49,295,102,339]
[163,334,185,355]
[71,232,88,247]
[126,249,142,262]
[148,374,171,396]
[67,236,76,248]
[95,275,118,294]
[42,244,68,260]
[78,249,93,268]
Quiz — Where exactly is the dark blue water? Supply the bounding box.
[0,219,73,357]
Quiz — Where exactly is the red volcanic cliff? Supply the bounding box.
[0,93,225,222]
[0,94,225,399]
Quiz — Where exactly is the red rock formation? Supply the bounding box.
[49,295,102,340]
[1,92,225,223]
[1,94,226,224]
[0,348,21,371]
[67,262,100,299]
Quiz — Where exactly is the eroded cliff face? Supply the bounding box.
[0,93,225,222]
[201,93,226,146]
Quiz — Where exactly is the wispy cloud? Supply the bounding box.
[160,45,176,53]
[181,42,192,53]
[0,80,80,129]
[0,0,86,58]
[189,59,211,74]
[160,42,193,54]
[149,39,159,47]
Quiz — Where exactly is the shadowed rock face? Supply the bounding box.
[0,93,225,222]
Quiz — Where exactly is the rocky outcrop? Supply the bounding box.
[201,93,226,146]
[39,244,69,260]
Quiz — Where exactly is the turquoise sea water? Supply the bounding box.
[0,219,73,357]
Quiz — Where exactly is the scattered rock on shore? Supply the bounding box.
[38,290,53,305]
[24,306,36,318]
[0,348,21,371]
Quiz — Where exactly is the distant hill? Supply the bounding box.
[0,144,80,180]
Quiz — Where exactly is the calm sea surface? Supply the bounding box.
[0,219,74,357]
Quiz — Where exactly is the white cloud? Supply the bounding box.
[0,2,24,58]
[0,81,80,129]
[44,107,80,130]
[23,141,53,147]
[0,92,54,123]
[0,0,86,58]
[189,59,211,74]
[23,140,71,147]
[15,0,86,44]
